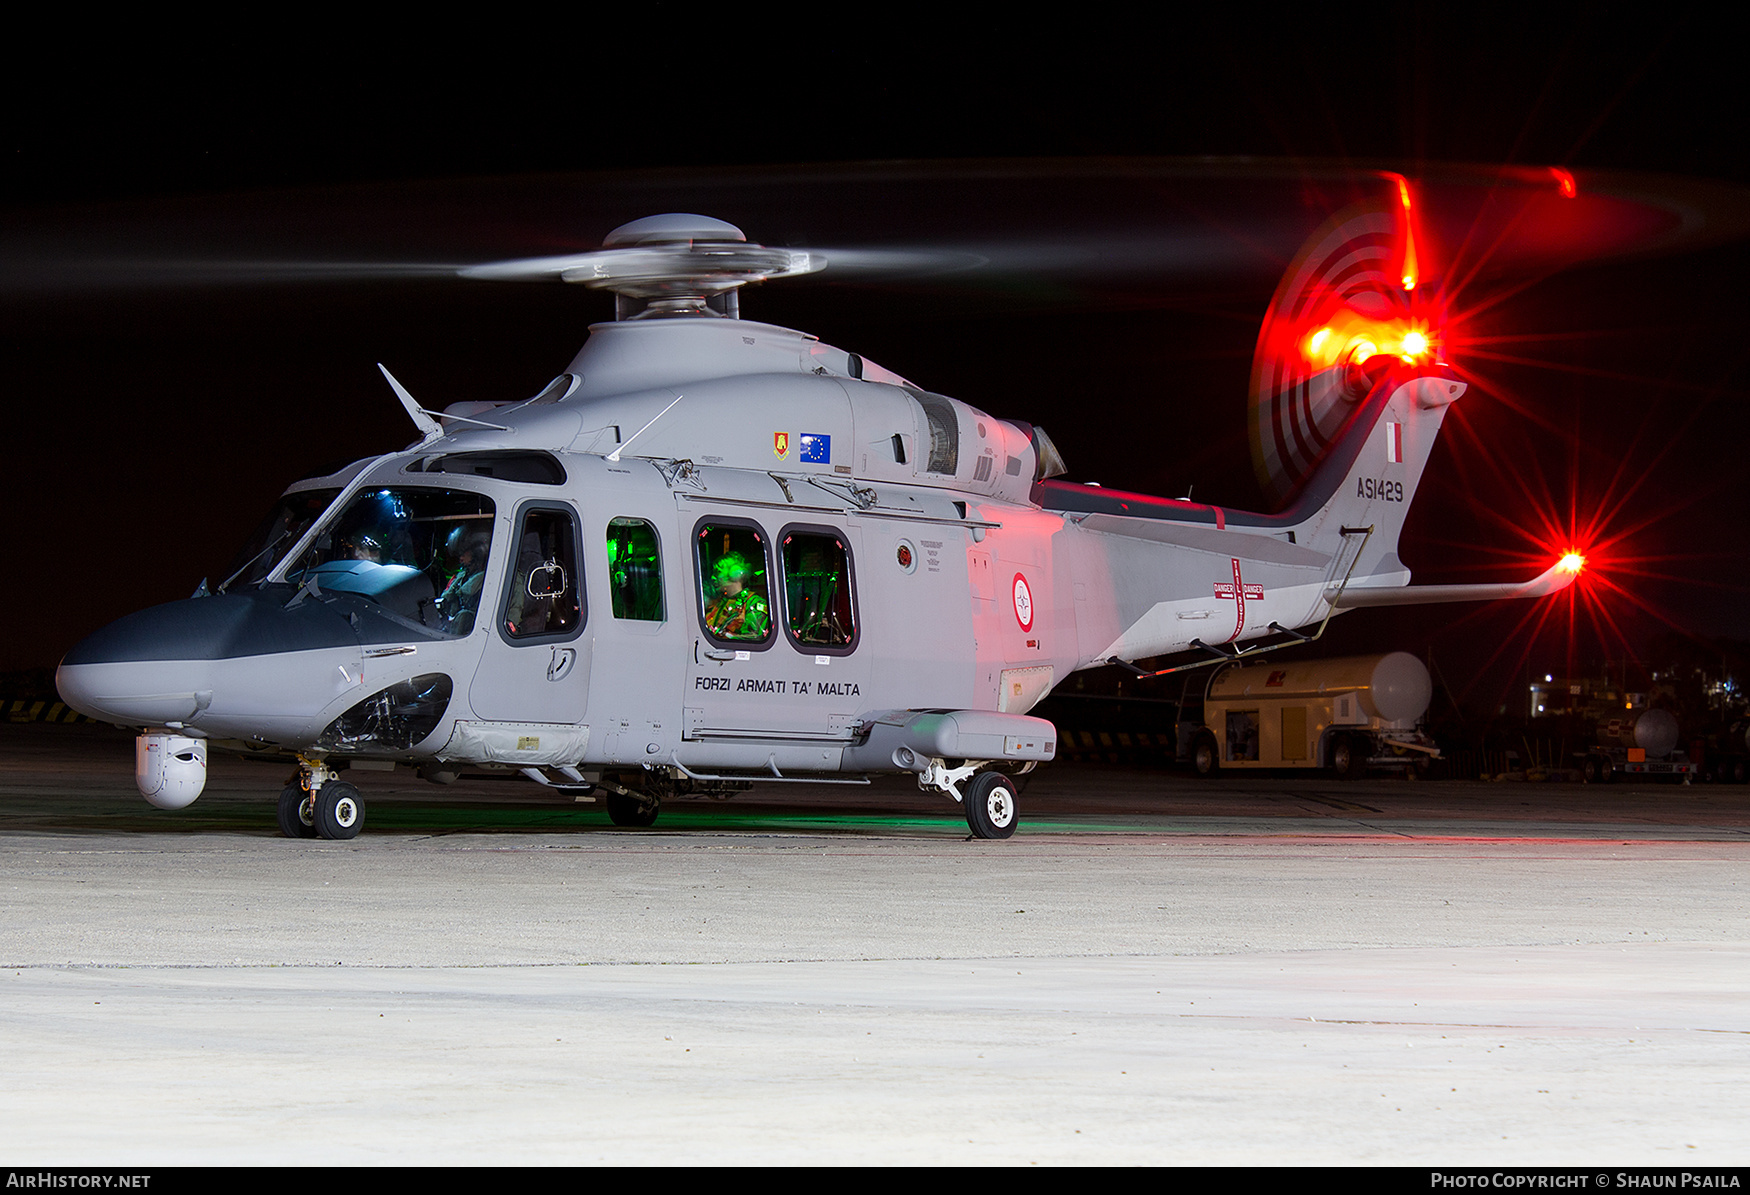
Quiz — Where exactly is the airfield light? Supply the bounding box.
[1551,167,1578,198]
[1308,327,1332,356]
[1400,330,1429,359]
[1557,552,1586,575]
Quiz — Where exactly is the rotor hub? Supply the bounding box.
[460,213,821,319]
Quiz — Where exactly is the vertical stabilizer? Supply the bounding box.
[1275,370,1467,584]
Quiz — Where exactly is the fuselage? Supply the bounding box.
[57,314,1455,780]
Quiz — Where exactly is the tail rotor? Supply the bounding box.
[1248,193,1444,506]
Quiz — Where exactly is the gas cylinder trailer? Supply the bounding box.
[1578,709,1699,783]
[1177,651,1439,778]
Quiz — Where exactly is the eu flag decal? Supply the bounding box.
[799,433,831,463]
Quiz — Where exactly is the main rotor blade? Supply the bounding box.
[4,159,1745,298]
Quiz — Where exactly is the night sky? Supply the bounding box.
[6,13,1748,714]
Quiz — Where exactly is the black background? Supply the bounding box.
[6,10,1747,714]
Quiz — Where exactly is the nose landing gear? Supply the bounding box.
[314,782,364,839]
[279,758,365,840]
[276,783,317,838]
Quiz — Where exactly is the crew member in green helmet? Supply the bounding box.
[704,552,770,640]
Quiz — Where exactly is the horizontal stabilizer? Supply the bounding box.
[1330,559,1582,608]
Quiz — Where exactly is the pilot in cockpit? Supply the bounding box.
[345,532,384,563]
[435,527,491,631]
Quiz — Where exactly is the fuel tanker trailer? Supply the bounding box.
[1187,651,1437,778]
[1579,709,1698,783]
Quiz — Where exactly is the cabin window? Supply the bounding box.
[779,525,858,654]
[606,517,665,622]
[411,450,567,485]
[694,520,774,648]
[500,506,584,642]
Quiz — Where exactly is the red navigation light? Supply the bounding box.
[1300,313,1435,369]
[1550,168,1578,199]
[1557,552,1586,575]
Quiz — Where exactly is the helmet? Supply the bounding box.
[712,552,753,586]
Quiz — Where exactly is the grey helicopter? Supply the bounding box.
[56,205,1583,840]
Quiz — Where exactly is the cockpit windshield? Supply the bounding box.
[284,487,496,636]
[221,488,341,593]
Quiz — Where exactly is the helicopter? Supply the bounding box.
[55,199,1590,841]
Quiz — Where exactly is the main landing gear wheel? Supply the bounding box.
[1331,735,1368,780]
[276,784,317,839]
[313,781,364,840]
[1192,733,1220,778]
[964,771,1018,840]
[606,792,660,828]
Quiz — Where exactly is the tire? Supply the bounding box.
[964,771,1018,839]
[313,781,364,840]
[606,792,659,827]
[1581,755,1603,785]
[1331,735,1368,780]
[276,784,318,839]
[1191,733,1220,777]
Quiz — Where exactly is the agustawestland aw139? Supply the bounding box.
[56,197,1588,840]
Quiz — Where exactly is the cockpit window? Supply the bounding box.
[221,488,340,592]
[501,506,583,641]
[285,488,496,635]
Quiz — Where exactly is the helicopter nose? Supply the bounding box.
[56,593,358,726]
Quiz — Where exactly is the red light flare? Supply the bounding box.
[1402,344,1745,710]
[1377,171,1423,291]
[1419,167,1593,331]
[1334,168,1739,708]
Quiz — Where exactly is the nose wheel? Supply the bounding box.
[276,784,318,838]
[278,761,366,840]
[313,781,364,839]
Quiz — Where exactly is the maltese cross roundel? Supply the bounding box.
[1012,573,1034,632]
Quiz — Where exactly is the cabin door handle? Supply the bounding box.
[547,648,576,681]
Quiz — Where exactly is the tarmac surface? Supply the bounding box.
[3,721,1749,1166]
